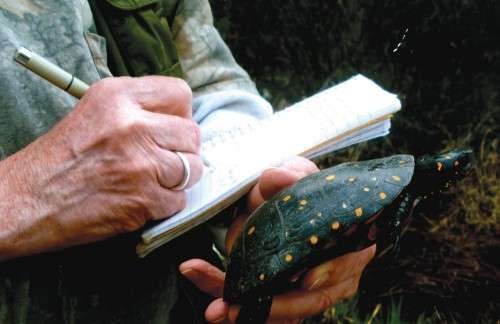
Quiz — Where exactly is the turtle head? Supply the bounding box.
[413,149,474,196]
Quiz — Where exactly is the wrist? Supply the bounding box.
[0,139,67,260]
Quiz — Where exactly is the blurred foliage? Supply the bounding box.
[210,0,499,322]
[303,296,429,324]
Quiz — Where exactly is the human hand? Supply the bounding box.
[0,76,203,259]
[180,156,376,323]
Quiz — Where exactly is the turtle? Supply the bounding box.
[223,149,473,324]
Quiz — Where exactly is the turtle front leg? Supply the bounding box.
[236,295,273,324]
[378,192,415,258]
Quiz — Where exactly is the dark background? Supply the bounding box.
[210,1,499,322]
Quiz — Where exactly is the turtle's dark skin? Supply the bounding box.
[223,149,473,324]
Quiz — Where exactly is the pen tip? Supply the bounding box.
[14,47,32,66]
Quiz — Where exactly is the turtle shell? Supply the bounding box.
[223,154,415,303]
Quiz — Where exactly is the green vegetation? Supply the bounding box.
[211,0,499,322]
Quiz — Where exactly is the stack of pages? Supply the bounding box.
[137,74,401,257]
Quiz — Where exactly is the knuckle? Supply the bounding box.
[118,117,145,136]
[172,78,193,103]
[317,288,334,311]
[120,216,146,232]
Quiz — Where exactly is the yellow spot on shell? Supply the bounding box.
[392,175,401,182]
[331,221,340,230]
[299,200,308,206]
[299,206,304,210]
[437,162,443,171]
[342,203,348,208]
[379,192,387,200]
[259,274,265,281]
[355,208,363,217]
[445,155,452,159]
[399,160,406,164]
[454,160,459,166]
[372,177,377,181]
[282,195,291,202]
[325,175,336,181]
[247,226,256,236]
[285,254,293,262]
[317,212,322,217]
[348,177,356,182]
[309,235,319,245]
[363,187,370,192]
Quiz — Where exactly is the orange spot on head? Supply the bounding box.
[282,195,291,202]
[299,200,308,206]
[437,162,443,171]
[379,192,387,200]
[331,221,340,230]
[309,235,319,245]
[285,254,293,262]
[355,208,363,217]
[247,226,255,236]
[259,274,265,281]
[454,160,459,166]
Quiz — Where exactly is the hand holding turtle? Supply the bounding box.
[180,156,376,324]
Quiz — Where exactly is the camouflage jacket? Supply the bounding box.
[0,0,272,323]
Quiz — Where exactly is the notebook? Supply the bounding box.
[137,74,401,257]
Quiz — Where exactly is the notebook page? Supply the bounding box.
[138,74,401,257]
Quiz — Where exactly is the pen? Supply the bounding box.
[14,47,89,99]
[13,47,213,167]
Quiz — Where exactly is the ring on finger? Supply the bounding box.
[171,151,191,191]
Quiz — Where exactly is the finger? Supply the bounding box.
[279,156,320,177]
[228,277,357,322]
[154,150,203,189]
[247,168,302,212]
[205,298,229,323]
[247,157,319,212]
[143,112,201,154]
[129,76,193,118]
[148,188,187,220]
[179,259,225,298]
[302,244,377,289]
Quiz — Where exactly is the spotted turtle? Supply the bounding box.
[223,149,473,323]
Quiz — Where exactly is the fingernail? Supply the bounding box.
[307,273,329,291]
[180,268,193,275]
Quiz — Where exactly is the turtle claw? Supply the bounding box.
[388,234,402,257]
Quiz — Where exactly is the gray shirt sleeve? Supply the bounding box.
[171,0,273,139]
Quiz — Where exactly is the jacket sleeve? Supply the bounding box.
[171,0,273,142]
